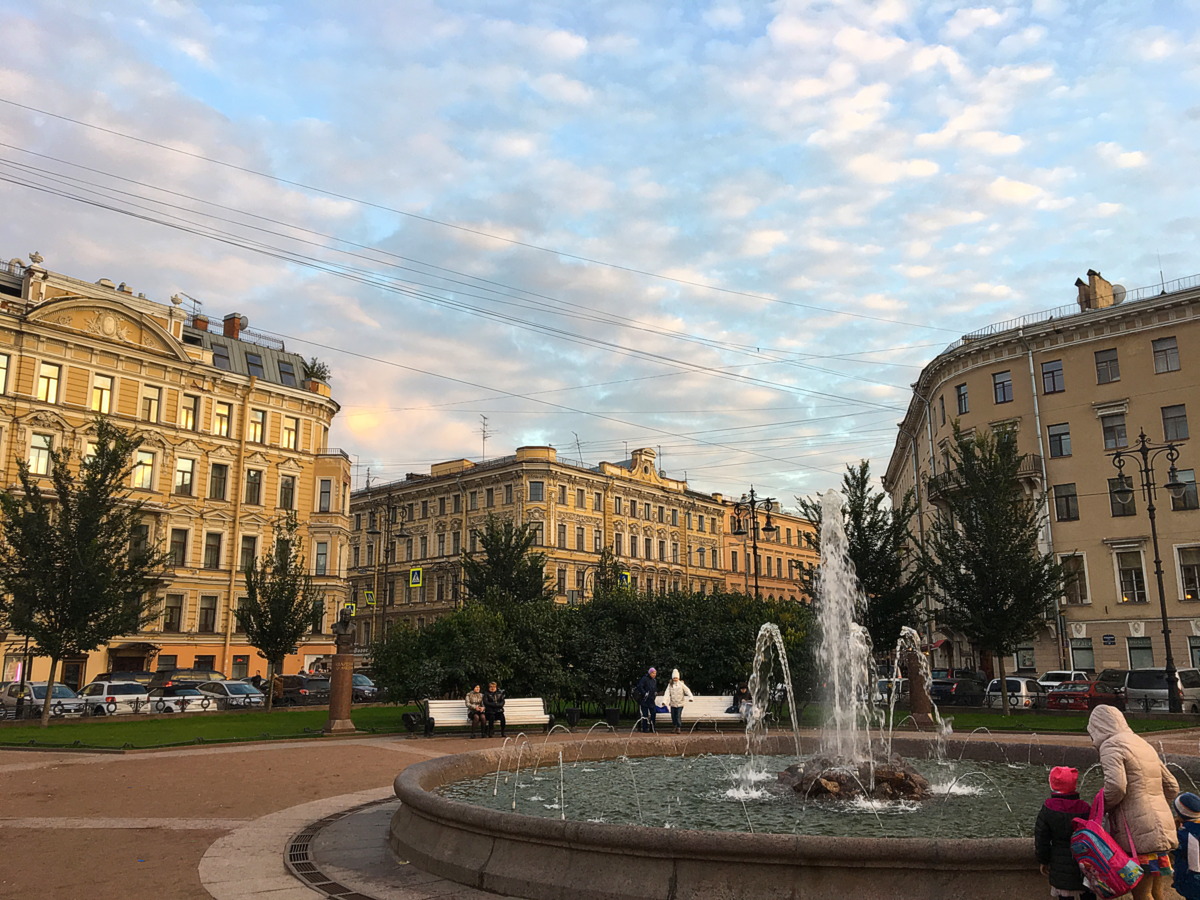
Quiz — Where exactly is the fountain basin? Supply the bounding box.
[389,733,1099,900]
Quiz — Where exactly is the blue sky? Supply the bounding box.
[0,0,1197,504]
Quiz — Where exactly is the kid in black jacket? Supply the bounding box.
[1034,766,1095,900]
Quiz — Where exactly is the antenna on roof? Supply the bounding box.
[1159,252,1167,295]
[179,292,203,316]
[573,432,584,466]
[478,415,492,463]
[623,441,629,461]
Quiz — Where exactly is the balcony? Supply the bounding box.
[927,454,1043,502]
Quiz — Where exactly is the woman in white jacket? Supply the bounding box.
[666,669,694,733]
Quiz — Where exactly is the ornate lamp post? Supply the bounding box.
[366,501,409,645]
[1110,430,1189,713]
[730,487,778,600]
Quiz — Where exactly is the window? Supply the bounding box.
[1040,359,1065,394]
[141,385,160,422]
[174,458,195,496]
[132,449,154,489]
[531,525,543,546]
[366,542,375,567]
[319,479,332,512]
[420,500,428,519]
[1070,638,1094,671]
[1048,423,1072,458]
[594,528,602,552]
[91,374,113,413]
[245,469,262,505]
[1163,405,1189,441]
[469,491,477,510]
[576,526,585,551]
[0,354,7,393]
[278,360,297,386]
[630,502,638,519]
[1109,477,1136,517]
[558,484,567,504]
[315,542,328,576]
[203,533,222,569]
[179,394,199,430]
[644,502,652,520]
[37,362,59,403]
[279,475,295,510]
[671,508,679,526]
[131,523,150,557]
[1127,636,1153,669]
[595,491,603,510]
[615,497,622,515]
[939,394,946,426]
[29,433,53,476]
[766,556,772,577]
[1192,637,1200,669]
[1117,551,1147,603]
[169,529,188,567]
[615,533,624,556]
[1062,554,1088,605]
[556,569,567,594]
[352,545,360,568]
[577,488,585,508]
[452,532,460,554]
[453,493,461,514]
[248,409,265,443]
[163,595,183,633]
[992,371,1013,404]
[209,463,228,500]
[952,383,968,415]
[658,540,665,561]
[672,542,679,563]
[232,654,249,680]
[1173,470,1198,511]
[419,536,427,558]
[557,523,566,547]
[485,487,494,508]
[731,550,739,573]
[437,534,445,556]
[198,595,217,633]
[213,402,231,437]
[1095,348,1120,384]
[211,343,231,371]
[245,353,265,379]
[1102,414,1128,450]
[1153,337,1180,373]
[1180,547,1200,602]
[529,481,544,502]
[240,536,257,573]
[1016,644,1036,670]
[505,484,513,504]
[698,515,706,532]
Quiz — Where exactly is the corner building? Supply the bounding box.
[884,269,1200,681]
[0,256,351,688]
[720,502,817,603]
[348,447,729,643]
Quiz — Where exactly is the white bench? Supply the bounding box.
[653,694,743,728]
[424,697,553,734]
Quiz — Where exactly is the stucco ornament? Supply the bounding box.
[85,311,131,343]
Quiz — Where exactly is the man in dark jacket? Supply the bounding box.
[635,668,659,733]
[1034,766,1095,899]
[483,681,506,738]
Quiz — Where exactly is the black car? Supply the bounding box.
[147,668,226,690]
[1096,668,1129,697]
[92,671,155,686]
[280,674,331,706]
[930,669,986,706]
[351,674,378,702]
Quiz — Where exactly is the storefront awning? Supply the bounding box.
[109,642,160,655]
[923,639,947,650]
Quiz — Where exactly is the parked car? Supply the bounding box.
[280,674,330,706]
[147,685,215,713]
[1123,668,1200,713]
[874,677,909,705]
[930,670,986,706]
[1037,670,1091,689]
[92,671,155,686]
[1046,680,1125,712]
[1096,668,1130,697]
[0,681,85,718]
[147,668,226,690]
[984,677,1047,709]
[352,674,378,702]
[198,681,265,709]
[79,681,151,715]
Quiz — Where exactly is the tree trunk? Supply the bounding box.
[39,656,59,728]
[996,652,1009,716]
[264,658,275,714]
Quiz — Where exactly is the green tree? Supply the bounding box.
[0,417,165,727]
[798,460,922,651]
[235,513,321,712]
[461,514,553,608]
[920,427,1064,714]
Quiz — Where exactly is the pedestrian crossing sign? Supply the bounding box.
[344,602,356,617]
[409,568,423,588]
[364,590,375,607]
[619,570,631,586]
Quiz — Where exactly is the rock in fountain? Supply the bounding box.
[777,755,932,801]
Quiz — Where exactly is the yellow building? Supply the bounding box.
[884,268,1200,680]
[0,255,351,689]
[720,501,817,603]
[348,446,729,641]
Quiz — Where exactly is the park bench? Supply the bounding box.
[422,697,554,735]
[653,694,743,729]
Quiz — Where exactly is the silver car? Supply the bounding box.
[0,681,85,718]
[1123,668,1200,713]
[198,680,265,709]
[984,677,1047,710]
[79,680,151,715]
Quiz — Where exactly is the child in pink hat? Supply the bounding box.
[1035,766,1096,899]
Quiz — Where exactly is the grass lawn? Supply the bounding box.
[0,704,418,750]
[935,710,1194,735]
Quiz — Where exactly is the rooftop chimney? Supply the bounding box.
[193,314,209,332]
[223,313,242,340]
[1076,269,1115,311]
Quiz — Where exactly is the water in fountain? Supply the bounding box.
[746,622,802,759]
[888,625,949,760]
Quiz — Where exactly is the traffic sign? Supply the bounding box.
[344,602,356,617]
[618,570,631,586]
[410,568,423,588]
[364,589,375,607]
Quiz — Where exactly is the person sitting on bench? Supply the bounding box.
[465,684,486,738]
[484,681,506,737]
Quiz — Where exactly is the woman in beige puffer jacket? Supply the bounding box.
[1088,704,1179,900]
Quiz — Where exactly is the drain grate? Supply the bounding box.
[284,798,393,900]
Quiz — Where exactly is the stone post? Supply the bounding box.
[325,609,357,735]
[904,650,934,728]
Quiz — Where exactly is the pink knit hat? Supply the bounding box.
[1049,766,1078,794]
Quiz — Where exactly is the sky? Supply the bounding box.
[0,0,1197,507]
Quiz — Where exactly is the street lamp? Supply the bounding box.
[1110,430,1188,713]
[730,487,778,600]
[366,501,410,645]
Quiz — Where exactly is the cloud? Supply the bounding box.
[742,229,788,255]
[845,154,939,183]
[1096,142,1148,168]
[703,4,744,31]
[972,282,1013,297]
[942,7,1018,40]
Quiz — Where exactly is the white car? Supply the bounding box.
[79,680,151,716]
[147,686,216,713]
[1037,670,1091,689]
[198,681,265,709]
[0,681,85,718]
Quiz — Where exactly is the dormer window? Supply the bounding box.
[212,343,231,370]
[246,352,265,379]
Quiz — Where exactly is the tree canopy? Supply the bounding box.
[460,513,554,608]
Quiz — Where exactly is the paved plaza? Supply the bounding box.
[1,728,1198,900]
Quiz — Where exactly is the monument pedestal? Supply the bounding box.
[905,649,936,728]
[324,652,356,735]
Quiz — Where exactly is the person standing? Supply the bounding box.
[483,681,506,738]
[1088,704,1179,900]
[465,684,486,738]
[1034,766,1095,900]
[635,668,659,733]
[1173,792,1200,900]
[666,669,694,734]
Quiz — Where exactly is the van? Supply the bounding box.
[1123,668,1200,713]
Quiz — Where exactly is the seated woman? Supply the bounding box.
[464,684,486,738]
[729,683,753,722]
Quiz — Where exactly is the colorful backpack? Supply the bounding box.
[1071,790,1144,899]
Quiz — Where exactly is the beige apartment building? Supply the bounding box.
[720,502,818,603]
[884,268,1200,681]
[0,255,351,689]
[348,446,729,642]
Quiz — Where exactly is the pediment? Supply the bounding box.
[30,297,190,362]
[209,445,235,461]
[245,451,271,466]
[22,409,72,431]
[277,457,304,474]
[176,440,203,456]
